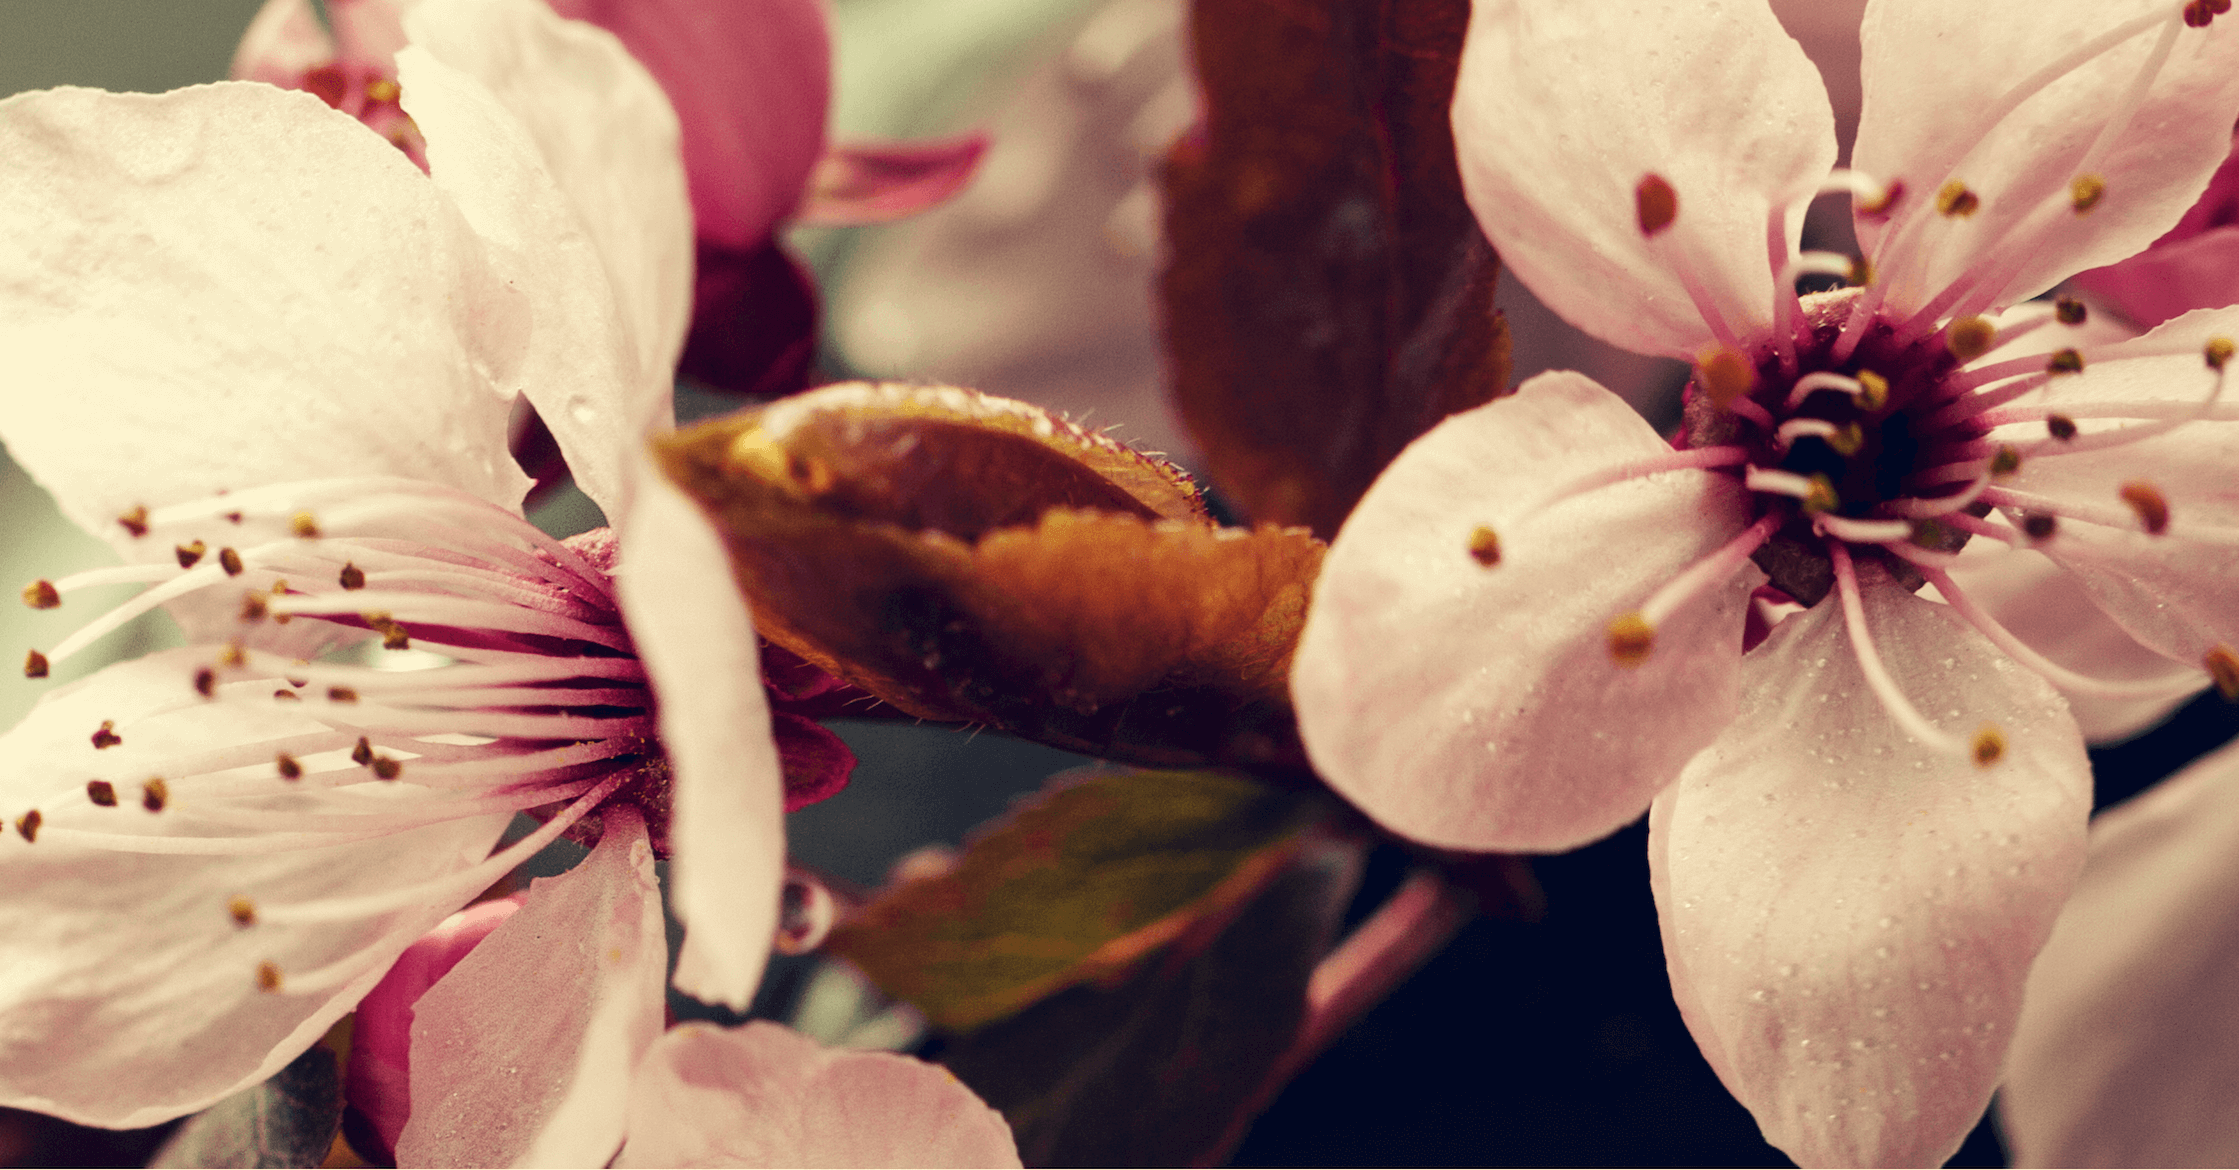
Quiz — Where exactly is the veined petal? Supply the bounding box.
[348,896,524,1158]
[1939,549,2199,742]
[612,1021,1020,1169]
[547,0,831,252]
[1995,308,2239,666]
[395,14,670,527]
[395,806,666,1169]
[1651,580,2088,1169]
[405,0,694,451]
[230,0,337,86]
[795,135,990,227]
[1293,372,1757,852]
[2001,736,2239,1167]
[2071,224,2239,327]
[0,649,511,1128]
[1855,0,2239,315]
[616,472,782,1011]
[1451,0,1835,356]
[0,82,532,544]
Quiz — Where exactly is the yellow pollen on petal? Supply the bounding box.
[2069,174,2106,214]
[219,548,244,577]
[2046,348,2085,375]
[174,541,206,570]
[117,506,149,538]
[141,779,169,813]
[1971,725,2006,768]
[21,580,59,610]
[1698,348,1757,407]
[1854,370,1890,412]
[2056,297,2089,326]
[1607,612,1656,667]
[1989,445,2024,478]
[24,650,49,679]
[255,963,282,993]
[290,513,320,539]
[1945,316,1996,361]
[2206,645,2239,701]
[2046,414,2078,441]
[1935,180,1980,217]
[1635,174,1678,236]
[2022,513,2059,542]
[2206,337,2235,370]
[228,897,257,927]
[276,753,303,780]
[2120,481,2171,534]
[85,780,117,807]
[1467,526,1501,567]
[14,810,41,843]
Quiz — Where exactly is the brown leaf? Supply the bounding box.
[1159,0,1511,540]
[653,382,1325,768]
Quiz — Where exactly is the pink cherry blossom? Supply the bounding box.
[0,0,784,1131]
[1999,732,2239,1166]
[1293,0,2239,1163]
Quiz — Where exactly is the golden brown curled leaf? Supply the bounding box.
[1159,0,1510,540]
[654,382,1326,768]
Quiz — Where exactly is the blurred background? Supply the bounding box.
[4,1,2236,1166]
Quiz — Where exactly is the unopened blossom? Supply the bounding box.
[1293,0,2239,1163]
[1998,733,2239,1166]
[0,0,786,1132]
[234,0,985,396]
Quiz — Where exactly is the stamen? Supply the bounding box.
[118,507,149,538]
[1784,371,1866,410]
[2120,481,2172,534]
[21,580,59,609]
[229,897,257,927]
[193,669,216,698]
[256,962,282,992]
[1603,514,1782,667]
[24,650,48,679]
[1854,371,1890,411]
[1467,526,1500,567]
[339,563,366,590]
[2023,513,2059,541]
[2209,645,2239,700]
[1972,726,2007,767]
[2047,348,2085,375]
[86,780,117,807]
[1698,349,1757,407]
[276,754,303,781]
[1923,565,2210,700]
[1828,542,1968,757]
[2070,174,2106,214]
[1815,514,1916,543]
[15,810,42,842]
[2046,414,2078,441]
[1984,487,2239,543]
[1636,174,1678,236]
[2056,297,2089,325]
[1935,181,1981,218]
[91,721,121,749]
[1822,169,1904,218]
[292,513,320,539]
[1606,613,1655,668]
[220,548,244,577]
[142,779,169,812]
[175,541,207,570]
[1945,316,1997,362]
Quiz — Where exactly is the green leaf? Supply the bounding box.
[147,1041,342,1169]
[824,767,1331,1031]
[937,834,1365,1167]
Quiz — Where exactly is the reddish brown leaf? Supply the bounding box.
[1159,0,1511,539]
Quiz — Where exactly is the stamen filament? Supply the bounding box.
[1828,542,1968,756]
[1921,565,2209,699]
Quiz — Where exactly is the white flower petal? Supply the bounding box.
[1452,0,1836,357]
[0,648,510,1128]
[1293,372,1758,852]
[0,82,532,544]
[406,0,693,445]
[1855,0,2239,315]
[1651,580,2088,1169]
[614,1021,1021,1169]
[2001,736,2239,1167]
[616,472,782,1010]
[395,805,667,1169]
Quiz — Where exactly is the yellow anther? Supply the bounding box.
[1971,725,2006,768]
[2069,174,2105,214]
[228,897,257,927]
[2045,414,2078,441]
[2120,480,2171,534]
[219,548,244,577]
[352,737,375,766]
[1635,174,1678,236]
[85,780,117,807]
[371,756,403,781]
[364,77,400,103]
[2207,644,2239,701]
[2046,348,2085,375]
[1826,422,1866,457]
[2206,337,2235,370]
[1910,519,1947,547]
[276,753,303,780]
[1989,445,2024,478]
[1467,525,1502,567]
[141,778,169,813]
[218,643,247,669]
[117,506,149,538]
[1935,180,1980,217]
[328,686,359,704]
[21,580,59,610]
[290,512,320,538]
[1944,316,1996,362]
[174,541,206,570]
[240,592,268,622]
[1607,612,1656,667]
[14,810,41,843]
[1698,349,1757,408]
[24,650,48,679]
[91,721,120,749]
[339,563,366,590]
[2055,297,2088,325]
[1802,474,1840,514]
[255,962,282,993]
[1853,370,1890,412]
[1847,255,1875,287]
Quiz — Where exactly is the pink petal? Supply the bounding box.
[0,83,531,543]
[1939,549,2200,742]
[795,136,989,227]
[1292,372,1758,852]
[1450,0,1835,356]
[399,0,694,520]
[327,0,413,70]
[347,897,524,1158]
[616,474,784,1010]
[1854,0,2239,316]
[548,0,831,252]
[2001,736,2239,1166]
[613,1021,1020,1169]
[1993,307,2239,668]
[2070,223,2239,327]
[395,805,667,1169]
[0,649,511,1128]
[678,241,819,397]
[1651,579,2089,1168]
[230,0,337,86]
